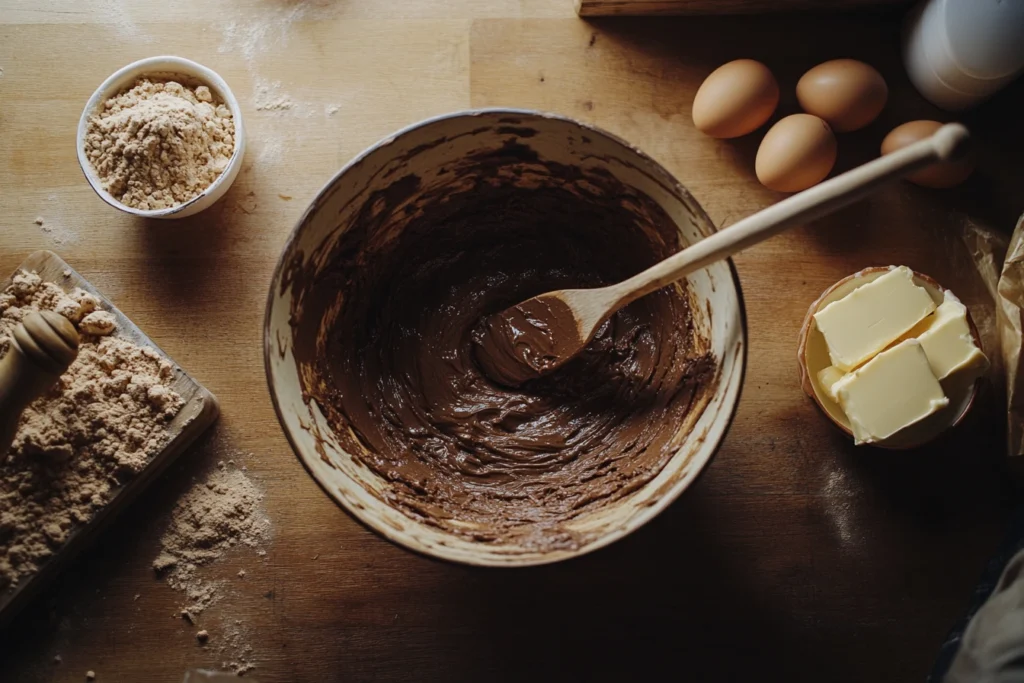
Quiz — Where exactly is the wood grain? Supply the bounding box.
[0,3,1022,683]
[0,251,219,627]
[576,0,910,16]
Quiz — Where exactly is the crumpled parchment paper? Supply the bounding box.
[964,213,1024,456]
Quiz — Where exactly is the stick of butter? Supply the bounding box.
[832,339,949,445]
[817,366,845,401]
[814,266,936,371]
[904,291,989,382]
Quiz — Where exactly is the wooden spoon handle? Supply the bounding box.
[0,311,79,455]
[612,123,970,307]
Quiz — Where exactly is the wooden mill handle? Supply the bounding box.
[0,311,79,455]
[613,123,971,306]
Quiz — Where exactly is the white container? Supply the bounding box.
[76,56,246,219]
[903,0,1024,111]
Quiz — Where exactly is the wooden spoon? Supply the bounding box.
[0,310,80,455]
[474,123,971,387]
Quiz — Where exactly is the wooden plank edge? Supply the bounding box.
[575,0,911,15]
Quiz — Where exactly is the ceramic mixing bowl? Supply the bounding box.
[264,109,747,566]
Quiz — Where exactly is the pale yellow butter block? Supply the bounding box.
[908,291,989,382]
[833,339,949,445]
[816,366,845,401]
[813,266,936,371]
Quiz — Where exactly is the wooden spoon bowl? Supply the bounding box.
[797,267,983,449]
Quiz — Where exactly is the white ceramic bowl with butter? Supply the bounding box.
[76,56,246,219]
[798,267,983,449]
[264,109,748,567]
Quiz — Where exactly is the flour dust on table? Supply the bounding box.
[153,454,271,676]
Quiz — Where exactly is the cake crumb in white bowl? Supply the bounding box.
[84,78,235,211]
[76,56,246,220]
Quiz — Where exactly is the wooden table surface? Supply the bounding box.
[2,2,1024,681]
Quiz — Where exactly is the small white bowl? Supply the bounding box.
[76,56,246,219]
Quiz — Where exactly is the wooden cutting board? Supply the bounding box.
[575,0,911,15]
[0,250,219,626]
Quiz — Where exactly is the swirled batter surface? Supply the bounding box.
[300,182,715,550]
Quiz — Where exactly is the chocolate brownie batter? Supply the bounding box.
[472,294,582,388]
[296,177,716,550]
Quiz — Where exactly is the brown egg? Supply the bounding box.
[692,59,779,139]
[796,59,888,133]
[756,114,837,193]
[881,120,975,188]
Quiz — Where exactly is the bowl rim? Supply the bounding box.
[262,107,749,566]
[797,265,982,450]
[75,55,246,219]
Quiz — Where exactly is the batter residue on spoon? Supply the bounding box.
[472,294,582,388]
[296,179,716,551]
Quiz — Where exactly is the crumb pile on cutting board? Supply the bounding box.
[0,271,184,590]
